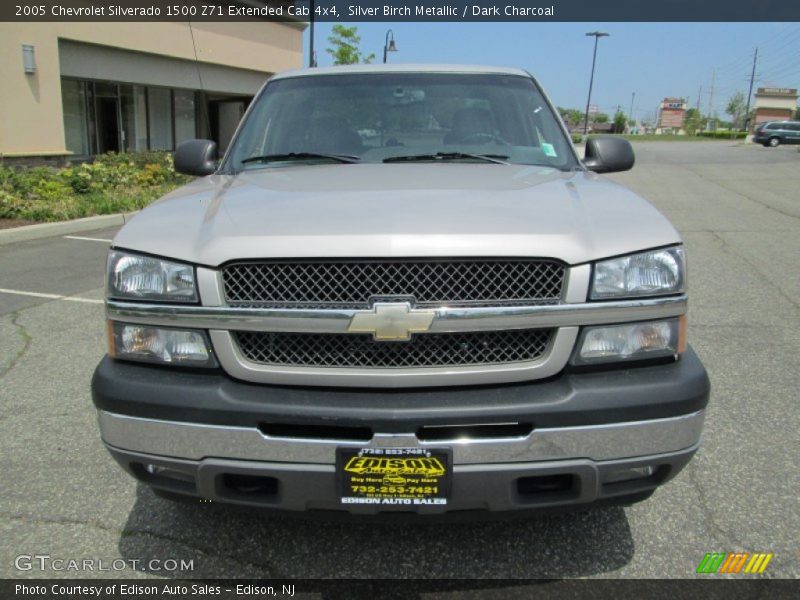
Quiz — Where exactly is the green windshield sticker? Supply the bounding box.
[541,143,557,157]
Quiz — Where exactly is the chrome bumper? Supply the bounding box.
[98,409,705,465]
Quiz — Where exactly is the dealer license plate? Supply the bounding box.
[337,447,451,508]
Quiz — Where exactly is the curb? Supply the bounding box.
[0,211,137,246]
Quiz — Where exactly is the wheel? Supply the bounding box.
[768,137,780,147]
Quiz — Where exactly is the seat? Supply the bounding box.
[305,116,363,155]
[444,107,497,145]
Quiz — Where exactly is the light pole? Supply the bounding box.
[308,0,315,67]
[583,31,609,136]
[383,29,397,64]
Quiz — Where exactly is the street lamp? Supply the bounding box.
[308,0,315,67]
[583,31,609,136]
[383,30,398,64]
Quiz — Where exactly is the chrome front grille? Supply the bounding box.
[234,329,554,369]
[222,259,565,309]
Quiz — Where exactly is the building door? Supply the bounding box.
[209,98,249,152]
[94,83,121,154]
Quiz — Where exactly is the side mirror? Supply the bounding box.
[584,136,635,173]
[174,139,218,176]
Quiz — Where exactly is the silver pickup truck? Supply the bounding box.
[92,64,709,515]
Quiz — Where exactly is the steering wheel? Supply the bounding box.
[457,133,510,146]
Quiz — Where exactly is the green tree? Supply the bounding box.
[613,111,627,133]
[326,25,375,65]
[725,92,747,130]
[794,107,799,120]
[684,108,704,136]
[593,112,609,123]
[557,107,585,127]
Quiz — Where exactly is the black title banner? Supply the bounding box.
[3,579,800,600]
[3,0,800,22]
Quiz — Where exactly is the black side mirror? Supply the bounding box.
[584,136,635,173]
[174,139,218,176]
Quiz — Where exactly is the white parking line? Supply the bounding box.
[0,288,103,304]
[63,235,113,243]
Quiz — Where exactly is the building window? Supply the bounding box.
[147,87,174,151]
[60,77,246,155]
[62,79,89,155]
[120,85,148,152]
[174,89,196,145]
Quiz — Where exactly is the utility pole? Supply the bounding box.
[707,69,716,131]
[696,86,702,111]
[744,47,758,132]
[583,31,609,136]
[629,92,635,122]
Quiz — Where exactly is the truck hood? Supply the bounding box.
[113,163,681,266]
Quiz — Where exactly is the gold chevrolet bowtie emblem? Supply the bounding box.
[348,302,436,341]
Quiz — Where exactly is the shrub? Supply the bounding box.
[0,151,191,222]
[697,131,747,140]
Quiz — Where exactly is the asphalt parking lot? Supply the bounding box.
[0,141,798,582]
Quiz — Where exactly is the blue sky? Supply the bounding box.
[302,22,800,122]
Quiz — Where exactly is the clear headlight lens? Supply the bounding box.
[571,318,682,365]
[107,251,197,302]
[108,322,217,367]
[591,246,685,300]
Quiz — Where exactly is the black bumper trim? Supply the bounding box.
[107,444,697,514]
[91,346,709,431]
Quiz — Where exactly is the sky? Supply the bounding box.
[302,22,800,123]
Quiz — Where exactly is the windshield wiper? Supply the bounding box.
[383,152,509,165]
[241,152,360,165]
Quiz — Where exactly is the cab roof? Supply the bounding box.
[271,64,532,80]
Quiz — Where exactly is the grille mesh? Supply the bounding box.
[222,259,565,309]
[234,329,553,369]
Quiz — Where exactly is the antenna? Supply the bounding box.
[188,18,213,140]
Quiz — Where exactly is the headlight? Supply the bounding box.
[108,322,217,367]
[107,250,197,302]
[571,318,684,365]
[591,246,685,300]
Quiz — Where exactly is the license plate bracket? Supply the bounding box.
[337,447,451,508]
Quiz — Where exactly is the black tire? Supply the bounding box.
[768,137,780,147]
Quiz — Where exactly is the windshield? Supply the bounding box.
[224,72,578,172]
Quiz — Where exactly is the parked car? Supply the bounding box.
[92,64,710,515]
[753,120,800,146]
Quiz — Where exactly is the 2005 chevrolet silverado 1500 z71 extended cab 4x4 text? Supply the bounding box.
[91,65,710,516]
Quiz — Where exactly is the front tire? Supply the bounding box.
[768,137,780,147]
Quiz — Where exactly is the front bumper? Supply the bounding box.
[92,347,709,513]
[105,444,698,514]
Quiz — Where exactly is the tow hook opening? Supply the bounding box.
[516,473,578,503]
[217,473,280,502]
